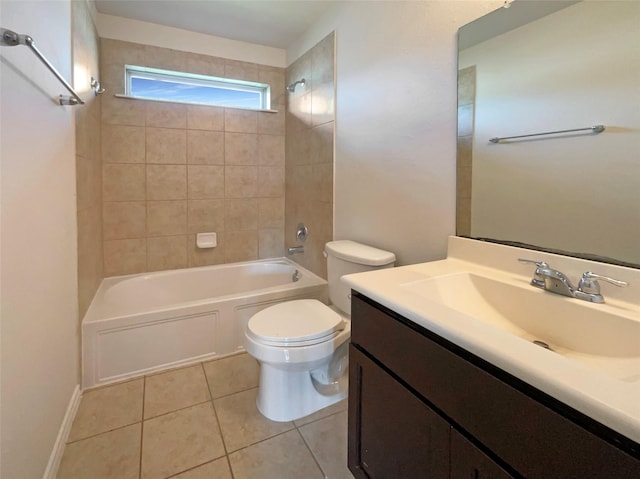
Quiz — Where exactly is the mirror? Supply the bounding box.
[457,0,639,268]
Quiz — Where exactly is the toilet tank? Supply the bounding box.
[325,240,395,315]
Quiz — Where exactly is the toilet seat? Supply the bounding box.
[247,299,345,347]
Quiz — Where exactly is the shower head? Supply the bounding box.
[286,78,306,93]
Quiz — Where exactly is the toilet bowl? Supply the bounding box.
[245,240,395,422]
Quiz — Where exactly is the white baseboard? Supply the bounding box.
[42,384,82,479]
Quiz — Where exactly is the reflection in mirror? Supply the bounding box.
[457,1,640,267]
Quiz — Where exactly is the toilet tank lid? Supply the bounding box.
[325,240,396,266]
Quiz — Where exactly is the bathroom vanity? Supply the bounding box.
[344,237,640,478]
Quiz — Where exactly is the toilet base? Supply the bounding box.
[256,363,347,422]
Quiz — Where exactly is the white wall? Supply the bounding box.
[460,1,640,264]
[0,1,80,477]
[97,13,287,67]
[288,1,503,265]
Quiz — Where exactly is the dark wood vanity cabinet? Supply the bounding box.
[348,293,640,479]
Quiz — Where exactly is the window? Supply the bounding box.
[125,65,271,110]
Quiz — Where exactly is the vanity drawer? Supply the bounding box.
[351,293,640,478]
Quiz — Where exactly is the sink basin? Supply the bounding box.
[401,272,640,382]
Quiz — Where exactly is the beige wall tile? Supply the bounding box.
[225,133,258,165]
[287,93,312,130]
[188,165,225,199]
[286,127,311,166]
[224,59,260,83]
[258,135,285,166]
[225,166,257,198]
[103,163,146,201]
[258,110,285,135]
[101,38,145,66]
[146,102,187,129]
[103,201,146,240]
[144,45,187,71]
[146,128,186,164]
[312,164,333,204]
[102,125,145,164]
[310,122,333,165]
[186,53,225,77]
[187,105,224,131]
[225,199,258,231]
[188,199,225,234]
[187,233,225,267]
[458,66,476,106]
[457,104,474,137]
[311,33,335,91]
[224,109,257,133]
[147,235,188,271]
[259,70,285,106]
[104,238,147,276]
[101,62,125,94]
[258,228,284,259]
[147,165,187,200]
[224,231,258,263]
[187,130,224,165]
[102,95,146,126]
[258,198,284,229]
[147,200,187,236]
[258,167,284,197]
[457,135,472,169]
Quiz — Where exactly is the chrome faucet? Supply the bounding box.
[287,245,304,255]
[518,259,628,303]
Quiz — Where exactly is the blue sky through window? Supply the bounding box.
[131,77,262,108]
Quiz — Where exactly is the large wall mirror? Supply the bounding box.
[457,0,639,268]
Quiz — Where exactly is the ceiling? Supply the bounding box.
[94,0,336,49]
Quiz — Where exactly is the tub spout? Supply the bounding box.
[287,245,304,255]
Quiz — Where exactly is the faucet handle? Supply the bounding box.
[518,258,550,288]
[518,258,549,268]
[578,271,628,294]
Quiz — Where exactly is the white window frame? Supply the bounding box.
[125,65,271,110]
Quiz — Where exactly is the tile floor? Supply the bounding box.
[57,353,354,479]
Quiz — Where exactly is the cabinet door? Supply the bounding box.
[451,429,514,479]
[348,345,450,479]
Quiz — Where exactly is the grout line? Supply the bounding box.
[201,361,237,479]
[142,398,213,422]
[65,420,142,445]
[295,427,326,479]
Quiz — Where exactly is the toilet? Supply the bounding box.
[244,240,396,422]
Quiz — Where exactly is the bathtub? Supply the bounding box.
[82,258,327,388]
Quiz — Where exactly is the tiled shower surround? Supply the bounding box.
[285,33,335,279]
[100,39,286,276]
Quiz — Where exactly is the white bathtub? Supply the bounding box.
[82,258,327,388]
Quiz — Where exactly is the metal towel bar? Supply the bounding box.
[1,28,84,106]
[489,125,605,144]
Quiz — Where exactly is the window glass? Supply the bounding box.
[125,65,269,109]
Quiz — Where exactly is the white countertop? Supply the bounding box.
[343,237,640,443]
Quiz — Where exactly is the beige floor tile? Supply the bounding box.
[171,457,233,479]
[294,398,348,427]
[299,411,354,479]
[203,353,259,398]
[144,364,211,419]
[57,423,141,479]
[228,429,323,479]
[141,402,225,479]
[214,388,294,452]
[68,379,143,442]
